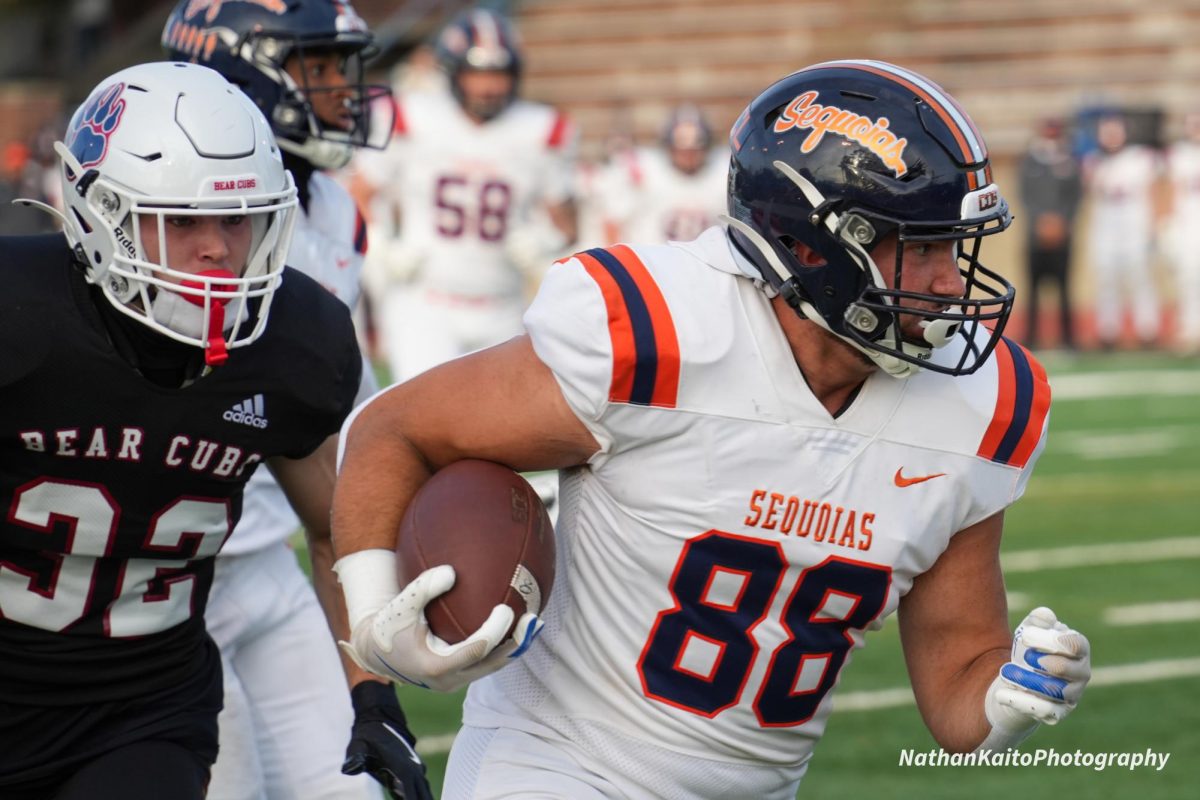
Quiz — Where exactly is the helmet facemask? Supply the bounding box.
[452,66,518,123]
[437,9,523,122]
[54,63,299,368]
[242,35,392,170]
[848,213,1014,377]
[56,122,296,367]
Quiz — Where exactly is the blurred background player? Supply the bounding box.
[162,2,431,799]
[352,7,578,383]
[1163,111,1200,355]
[0,61,357,800]
[569,109,636,251]
[1083,113,1162,349]
[603,103,728,244]
[1017,116,1082,350]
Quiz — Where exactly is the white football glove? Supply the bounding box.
[362,234,428,284]
[338,563,544,693]
[978,606,1091,750]
[505,223,569,281]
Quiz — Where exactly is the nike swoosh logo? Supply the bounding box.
[382,721,424,764]
[894,468,947,487]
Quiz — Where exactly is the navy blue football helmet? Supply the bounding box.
[726,59,1014,377]
[162,0,391,169]
[661,103,713,175]
[435,8,522,121]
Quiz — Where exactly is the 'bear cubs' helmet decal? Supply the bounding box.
[435,8,523,121]
[726,59,1014,378]
[162,0,392,170]
[56,62,297,365]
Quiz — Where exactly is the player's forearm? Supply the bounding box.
[920,646,1011,751]
[307,528,388,687]
[331,391,433,558]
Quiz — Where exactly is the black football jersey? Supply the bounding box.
[0,234,362,705]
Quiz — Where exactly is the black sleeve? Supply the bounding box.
[268,269,365,460]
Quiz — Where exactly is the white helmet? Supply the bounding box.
[57,61,297,366]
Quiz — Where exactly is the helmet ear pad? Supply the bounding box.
[731,172,887,340]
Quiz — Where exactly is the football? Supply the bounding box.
[397,459,556,645]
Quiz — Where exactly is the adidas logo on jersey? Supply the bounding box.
[223,394,269,429]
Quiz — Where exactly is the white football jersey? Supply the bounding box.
[1167,141,1200,217]
[1087,145,1160,236]
[606,147,729,244]
[463,227,1050,799]
[361,89,577,299]
[223,172,370,556]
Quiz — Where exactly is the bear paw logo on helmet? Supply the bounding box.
[66,82,127,170]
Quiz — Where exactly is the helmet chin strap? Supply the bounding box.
[723,213,921,378]
[271,64,356,170]
[771,159,960,378]
[920,315,962,347]
[278,134,353,171]
[149,270,247,367]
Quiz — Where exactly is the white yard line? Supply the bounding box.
[1002,536,1200,572]
[1054,429,1185,460]
[1022,470,1200,499]
[1050,370,1200,400]
[417,732,459,757]
[1005,591,1032,610]
[834,657,1200,712]
[1103,599,1200,626]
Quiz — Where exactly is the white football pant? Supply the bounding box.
[378,285,526,383]
[1089,221,1159,344]
[205,542,380,800]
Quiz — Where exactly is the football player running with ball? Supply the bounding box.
[333,61,1090,798]
[0,61,418,800]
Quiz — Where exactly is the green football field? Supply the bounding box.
[326,351,1200,798]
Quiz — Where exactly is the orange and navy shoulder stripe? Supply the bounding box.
[575,245,680,408]
[977,337,1051,468]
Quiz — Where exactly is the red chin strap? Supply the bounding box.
[180,269,238,366]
